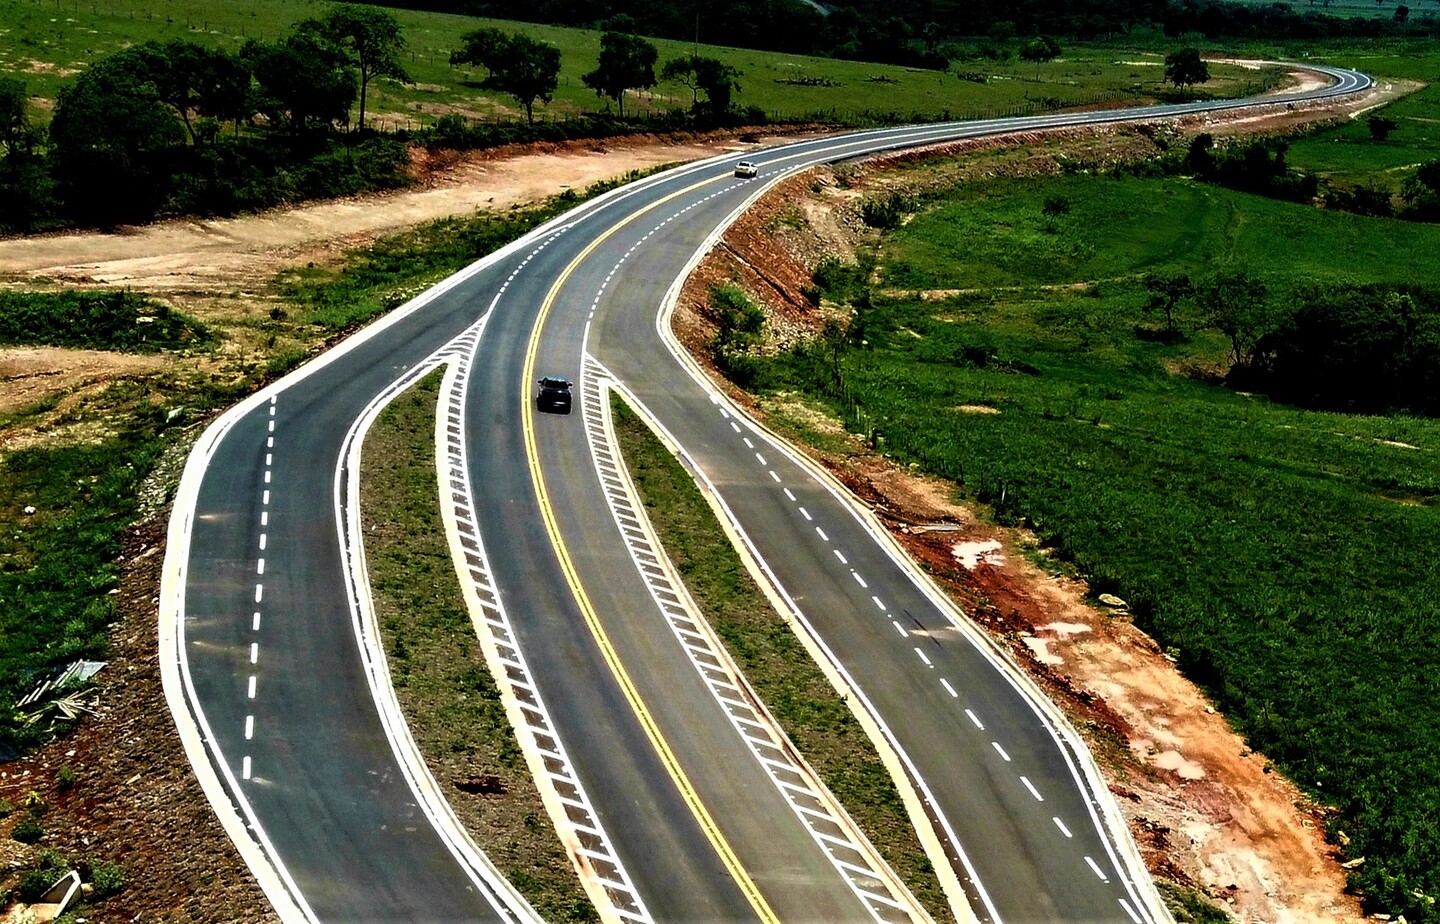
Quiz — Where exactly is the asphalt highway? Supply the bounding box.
[162,63,1371,923]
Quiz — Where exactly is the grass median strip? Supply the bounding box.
[361,369,597,923]
[609,394,955,924]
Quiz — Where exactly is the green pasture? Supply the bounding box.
[1290,44,1440,185]
[883,173,1440,290]
[0,0,1274,127]
[762,172,1440,919]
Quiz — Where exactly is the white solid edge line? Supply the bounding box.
[334,357,543,923]
[157,63,1368,921]
[630,76,1389,922]
[591,373,909,924]
[154,142,782,922]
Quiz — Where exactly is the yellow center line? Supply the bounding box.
[521,175,780,924]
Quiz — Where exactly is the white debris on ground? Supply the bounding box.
[951,539,1004,569]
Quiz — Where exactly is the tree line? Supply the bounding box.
[0,7,752,232]
[1139,271,1440,416]
[358,0,1440,66]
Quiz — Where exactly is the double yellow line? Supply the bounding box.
[520,178,780,924]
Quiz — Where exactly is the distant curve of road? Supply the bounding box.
[161,63,1371,924]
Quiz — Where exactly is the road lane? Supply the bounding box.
[161,62,1372,922]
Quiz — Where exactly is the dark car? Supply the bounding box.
[536,376,573,414]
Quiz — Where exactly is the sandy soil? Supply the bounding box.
[0,136,766,291]
[0,82,1390,920]
[669,92,1379,917]
[0,346,171,416]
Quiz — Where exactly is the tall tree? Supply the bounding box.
[1197,272,1271,366]
[450,27,511,83]
[0,76,50,232]
[583,31,657,117]
[1164,48,1210,97]
[153,40,250,144]
[319,4,410,131]
[49,47,185,224]
[242,31,357,136]
[1019,35,1061,74]
[1142,272,1194,336]
[0,77,29,156]
[451,30,561,123]
[661,55,740,116]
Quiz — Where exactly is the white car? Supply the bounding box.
[734,161,758,178]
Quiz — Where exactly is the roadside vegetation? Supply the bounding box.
[0,0,1301,232]
[734,169,1440,920]
[0,290,209,352]
[362,370,597,922]
[0,172,648,758]
[609,396,954,923]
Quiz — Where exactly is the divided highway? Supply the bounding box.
[161,63,1371,923]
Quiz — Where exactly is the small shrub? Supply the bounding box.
[20,791,46,817]
[16,868,60,902]
[1367,116,1398,141]
[11,819,44,844]
[1042,195,1071,217]
[55,765,77,791]
[0,797,11,817]
[859,191,914,229]
[88,860,124,898]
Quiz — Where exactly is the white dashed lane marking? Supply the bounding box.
[816,527,829,542]
[768,471,781,483]
[799,507,812,521]
[1021,776,1045,802]
[965,709,985,730]
[1084,856,1109,883]
[940,678,958,698]
[833,550,847,565]
[871,595,885,611]
[914,647,932,668]
[1054,817,1073,838]
[852,572,867,589]
[783,488,796,502]
[892,621,908,638]
[244,401,278,785]
[991,742,1011,762]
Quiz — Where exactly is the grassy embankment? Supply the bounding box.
[755,169,1440,920]
[609,396,953,923]
[360,369,596,922]
[0,0,1274,126]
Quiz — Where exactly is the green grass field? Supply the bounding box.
[0,0,1275,127]
[763,173,1440,920]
